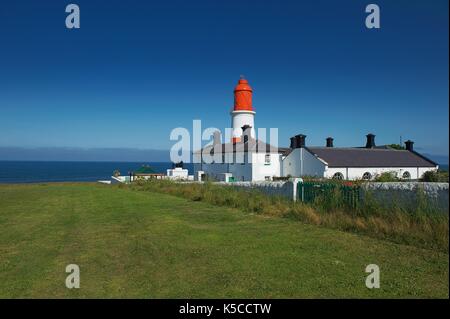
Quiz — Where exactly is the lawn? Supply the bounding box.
[0,183,448,298]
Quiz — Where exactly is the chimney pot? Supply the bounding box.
[365,133,376,148]
[295,134,306,148]
[290,137,296,149]
[405,140,414,151]
[326,137,334,148]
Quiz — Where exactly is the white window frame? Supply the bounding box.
[402,171,411,179]
[264,153,271,165]
[362,172,372,180]
[333,172,344,180]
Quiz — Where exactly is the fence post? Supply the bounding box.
[291,178,302,202]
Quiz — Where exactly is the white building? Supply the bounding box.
[167,167,192,180]
[194,78,438,181]
[193,137,283,182]
[282,135,438,180]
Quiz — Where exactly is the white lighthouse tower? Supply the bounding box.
[231,77,256,142]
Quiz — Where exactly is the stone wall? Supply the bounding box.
[362,182,449,212]
[212,180,449,213]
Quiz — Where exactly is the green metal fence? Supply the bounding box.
[298,181,361,209]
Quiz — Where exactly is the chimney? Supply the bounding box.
[175,161,183,168]
[290,137,296,149]
[295,134,306,148]
[326,137,334,148]
[241,125,252,144]
[213,131,221,146]
[405,140,414,152]
[365,133,376,148]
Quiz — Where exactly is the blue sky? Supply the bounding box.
[0,0,448,160]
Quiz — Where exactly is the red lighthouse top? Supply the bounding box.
[233,78,253,111]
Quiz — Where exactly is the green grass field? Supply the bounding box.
[0,183,448,298]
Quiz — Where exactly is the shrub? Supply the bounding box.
[373,171,399,182]
[421,170,439,182]
[387,144,405,150]
[421,170,449,182]
[273,176,290,181]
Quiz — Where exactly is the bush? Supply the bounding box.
[421,171,439,182]
[373,171,399,182]
[273,176,290,181]
[421,170,449,182]
[387,144,405,150]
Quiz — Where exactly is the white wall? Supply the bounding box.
[324,166,438,180]
[282,148,326,178]
[302,148,327,177]
[363,182,448,212]
[167,168,189,180]
[251,153,282,181]
[194,151,253,181]
[282,149,299,177]
[193,151,282,182]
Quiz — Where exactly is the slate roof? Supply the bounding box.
[306,147,437,168]
[193,138,286,155]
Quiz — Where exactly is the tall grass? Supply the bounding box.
[125,180,449,252]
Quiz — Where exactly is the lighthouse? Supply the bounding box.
[194,78,439,182]
[231,77,256,143]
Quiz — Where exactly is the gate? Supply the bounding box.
[298,181,361,209]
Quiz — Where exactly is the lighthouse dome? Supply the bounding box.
[234,79,252,92]
[233,78,253,111]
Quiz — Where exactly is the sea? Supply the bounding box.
[0,161,447,184]
[0,161,194,184]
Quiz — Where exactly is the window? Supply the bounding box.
[265,176,271,181]
[362,172,372,180]
[402,171,411,179]
[265,154,271,165]
[333,172,344,180]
